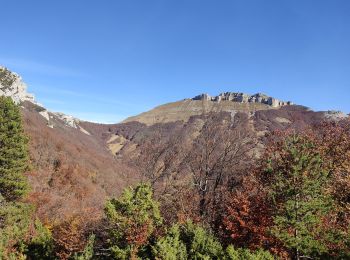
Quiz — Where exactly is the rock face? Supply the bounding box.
[53,112,79,128]
[192,92,293,107]
[0,66,89,133]
[324,110,348,121]
[124,92,294,125]
[0,66,36,104]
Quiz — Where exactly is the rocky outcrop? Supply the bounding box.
[0,66,36,104]
[53,112,79,128]
[0,66,90,134]
[192,92,293,107]
[124,92,295,125]
[324,110,348,121]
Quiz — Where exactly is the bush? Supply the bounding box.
[153,221,224,260]
[25,219,54,259]
[0,201,33,259]
[105,183,162,259]
[152,224,187,260]
[225,245,274,260]
[73,234,95,260]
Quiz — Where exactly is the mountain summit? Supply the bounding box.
[193,92,293,107]
[123,92,294,125]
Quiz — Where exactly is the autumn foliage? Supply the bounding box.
[222,178,273,248]
[52,215,87,259]
[2,94,350,259]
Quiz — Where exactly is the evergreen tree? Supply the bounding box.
[179,221,224,260]
[105,183,162,259]
[24,219,55,259]
[0,200,33,259]
[225,245,274,260]
[152,221,224,260]
[0,96,29,201]
[152,220,274,260]
[73,234,95,260]
[0,96,31,258]
[152,224,187,260]
[266,134,333,259]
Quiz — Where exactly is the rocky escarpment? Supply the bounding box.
[124,92,294,125]
[0,66,90,134]
[324,110,348,121]
[192,92,293,107]
[0,66,36,104]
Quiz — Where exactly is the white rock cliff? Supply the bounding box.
[0,66,90,134]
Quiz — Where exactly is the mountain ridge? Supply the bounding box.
[122,92,295,125]
[0,65,349,222]
[192,92,293,107]
[2,65,347,126]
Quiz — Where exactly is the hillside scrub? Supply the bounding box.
[1,95,349,259]
[101,183,274,260]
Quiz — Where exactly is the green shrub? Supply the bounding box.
[105,183,162,259]
[225,245,274,260]
[152,224,187,260]
[73,234,95,260]
[153,221,224,260]
[0,201,33,259]
[25,219,54,259]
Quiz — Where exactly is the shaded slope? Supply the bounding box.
[22,102,138,220]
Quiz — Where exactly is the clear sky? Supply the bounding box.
[1,0,349,123]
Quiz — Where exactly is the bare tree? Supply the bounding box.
[184,112,256,219]
[131,112,256,225]
[135,125,185,192]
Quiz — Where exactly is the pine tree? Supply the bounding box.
[225,245,274,260]
[0,96,32,259]
[152,221,225,260]
[266,134,332,259]
[152,224,187,260]
[105,183,162,259]
[0,96,29,201]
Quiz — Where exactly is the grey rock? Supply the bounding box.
[0,65,89,133]
[192,92,293,107]
[324,110,348,121]
[0,66,36,104]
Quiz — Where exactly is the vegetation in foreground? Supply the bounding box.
[0,96,349,259]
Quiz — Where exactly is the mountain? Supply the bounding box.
[0,66,137,220]
[123,92,293,125]
[0,65,348,222]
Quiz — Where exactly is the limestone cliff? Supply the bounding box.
[0,66,36,104]
[123,92,294,125]
[192,92,293,107]
[0,66,90,134]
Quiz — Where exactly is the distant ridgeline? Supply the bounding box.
[192,92,293,108]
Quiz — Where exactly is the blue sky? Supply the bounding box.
[1,0,349,123]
